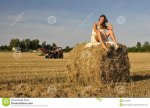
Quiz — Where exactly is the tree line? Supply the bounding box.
[0,39,149,52]
[0,38,73,52]
[127,41,150,52]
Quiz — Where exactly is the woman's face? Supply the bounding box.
[99,17,105,24]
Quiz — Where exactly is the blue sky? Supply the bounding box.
[0,0,150,48]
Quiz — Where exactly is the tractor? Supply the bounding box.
[36,48,49,56]
[45,47,63,59]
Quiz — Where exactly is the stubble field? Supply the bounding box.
[0,52,150,97]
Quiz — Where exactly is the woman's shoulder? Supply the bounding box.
[94,22,100,27]
[93,22,97,25]
[93,22,97,28]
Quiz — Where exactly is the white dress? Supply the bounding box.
[84,27,114,48]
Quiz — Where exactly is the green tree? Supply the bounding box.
[136,42,141,51]
[46,44,52,50]
[127,46,137,52]
[9,38,20,49]
[63,46,72,52]
[52,43,57,50]
[25,39,31,51]
[0,45,9,51]
[42,41,47,48]
[142,41,150,51]
[30,39,40,50]
[20,40,26,51]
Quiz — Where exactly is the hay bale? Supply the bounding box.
[66,43,130,86]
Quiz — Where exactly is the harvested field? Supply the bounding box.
[0,48,150,97]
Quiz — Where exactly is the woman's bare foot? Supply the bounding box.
[115,45,119,50]
[105,48,111,52]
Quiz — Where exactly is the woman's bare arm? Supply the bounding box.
[106,22,113,30]
[93,23,98,33]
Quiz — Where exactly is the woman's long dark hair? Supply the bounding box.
[98,14,108,29]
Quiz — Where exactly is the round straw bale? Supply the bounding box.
[66,43,130,86]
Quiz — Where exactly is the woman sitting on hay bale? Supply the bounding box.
[85,14,119,52]
[67,15,130,85]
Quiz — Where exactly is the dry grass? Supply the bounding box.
[0,51,150,97]
[67,43,130,86]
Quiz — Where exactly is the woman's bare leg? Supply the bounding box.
[96,31,108,51]
[107,30,119,49]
